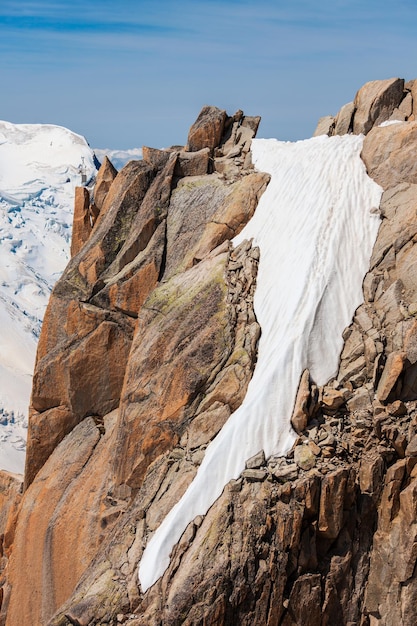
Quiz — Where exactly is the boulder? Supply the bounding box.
[291,369,311,433]
[142,146,172,169]
[241,115,261,134]
[187,105,227,152]
[321,388,347,412]
[313,115,335,137]
[245,450,266,470]
[294,444,316,471]
[376,352,406,403]
[353,77,405,135]
[361,121,417,189]
[175,148,210,177]
[334,101,355,135]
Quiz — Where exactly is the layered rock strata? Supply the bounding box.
[1,81,417,625]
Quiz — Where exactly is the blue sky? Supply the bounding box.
[2,0,417,149]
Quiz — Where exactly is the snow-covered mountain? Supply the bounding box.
[0,121,98,473]
[94,147,142,170]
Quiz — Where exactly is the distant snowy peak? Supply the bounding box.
[94,147,142,170]
[0,120,98,473]
[0,121,97,193]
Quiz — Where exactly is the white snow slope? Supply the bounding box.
[138,133,383,591]
[0,120,97,473]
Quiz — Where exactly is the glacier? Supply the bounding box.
[138,133,383,591]
[0,121,97,473]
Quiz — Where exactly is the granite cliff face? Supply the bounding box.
[1,80,417,625]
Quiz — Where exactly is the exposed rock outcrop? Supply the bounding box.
[361,122,417,189]
[1,106,267,625]
[3,80,417,625]
[352,78,405,135]
[314,77,411,140]
[187,105,227,152]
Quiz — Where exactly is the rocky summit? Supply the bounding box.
[1,81,417,625]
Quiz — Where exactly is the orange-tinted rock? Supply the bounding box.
[191,172,270,264]
[142,145,172,168]
[107,242,162,315]
[36,240,261,626]
[291,369,311,433]
[313,115,335,137]
[70,186,91,257]
[24,160,163,488]
[113,252,231,489]
[0,470,22,554]
[370,183,417,270]
[26,319,134,488]
[361,121,417,189]
[282,574,322,626]
[95,152,176,288]
[164,172,268,279]
[1,106,269,624]
[353,77,405,135]
[91,221,166,317]
[318,468,349,539]
[334,101,355,135]
[364,471,417,624]
[24,406,74,488]
[92,155,118,213]
[175,148,210,176]
[376,351,406,403]
[5,414,125,626]
[187,105,227,152]
[76,160,156,287]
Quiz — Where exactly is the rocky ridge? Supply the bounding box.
[1,80,417,624]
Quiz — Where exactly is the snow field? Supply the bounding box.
[0,121,97,473]
[138,133,383,591]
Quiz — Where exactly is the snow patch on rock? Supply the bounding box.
[138,133,383,591]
